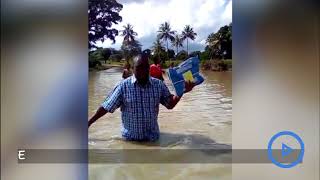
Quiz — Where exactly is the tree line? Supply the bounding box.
[89,0,232,70]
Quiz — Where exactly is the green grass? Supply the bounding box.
[93,59,232,72]
[105,61,126,66]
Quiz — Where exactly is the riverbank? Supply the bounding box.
[201,59,232,71]
[89,62,124,71]
[90,59,232,72]
[162,59,232,71]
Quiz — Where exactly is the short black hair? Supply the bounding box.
[133,54,149,66]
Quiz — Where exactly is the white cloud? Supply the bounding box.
[97,0,232,51]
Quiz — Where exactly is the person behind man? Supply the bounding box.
[88,54,194,141]
[149,57,164,81]
[122,63,132,79]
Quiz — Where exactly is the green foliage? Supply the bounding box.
[223,59,232,70]
[167,49,175,59]
[201,59,232,71]
[189,51,201,58]
[89,16,232,72]
[121,40,142,61]
[206,23,232,59]
[120,24,141,62]
[176,50,188,61]
[89,49,104,61]
[89,50,103,68]
[199,51,210,61]
[120,24,138,43]
[150,51,167,64]
[182,25,197,54]
[89,47,124,67]
[109,54,123,62]
[152,39,166,59]
[157,22,176,51]
[171,34,184,54]
[101,48,112,63]
[89,0,123,49]
[161,60,183,69]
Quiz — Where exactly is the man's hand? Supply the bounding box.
[167,81,195,109]
[88,107,108,128]
[184,81,195,93]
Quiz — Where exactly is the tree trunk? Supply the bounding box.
[187,38,189,55]
[175,46,178,60]
[167,40,170,64]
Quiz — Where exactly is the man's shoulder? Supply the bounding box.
[116,76,133,87]
[150,77,165,86]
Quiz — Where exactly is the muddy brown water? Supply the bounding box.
[89,67,232,180]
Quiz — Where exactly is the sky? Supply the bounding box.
[96,0,232,52]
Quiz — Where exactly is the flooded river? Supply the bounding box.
[89,67,232,180]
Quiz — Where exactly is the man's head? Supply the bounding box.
[133,54,150,85]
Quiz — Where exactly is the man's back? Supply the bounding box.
[101,76,172,141]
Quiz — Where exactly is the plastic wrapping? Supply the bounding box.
[167,56,205,96]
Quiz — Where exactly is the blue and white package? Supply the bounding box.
[167,56,204,97]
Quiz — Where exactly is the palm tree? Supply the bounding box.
[152,38,165,59]
[157,22,176,58]
[172,34,184,55]
[182,25,197,55]
[120,24,140,63]
[120,23,138,45]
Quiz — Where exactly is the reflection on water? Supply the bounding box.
[89,67,232,179]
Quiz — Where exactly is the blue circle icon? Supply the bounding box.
[268,131,304,168]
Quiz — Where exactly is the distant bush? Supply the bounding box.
[89,59,102,68]
[176,50,188,61]
[167,49,175,59]
[199,51,210,61]
[201,59,232,71]
[89,51,103,68]
[109,54,123,62]
[150,53,168,64]
[189,51,201,58]
[161,60,183,69]
[223,59,232,70]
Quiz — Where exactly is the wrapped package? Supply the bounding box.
[167,56,204,97]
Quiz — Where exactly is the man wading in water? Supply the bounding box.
[88,54,194,141]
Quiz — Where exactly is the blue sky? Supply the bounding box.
[96,0,232,52]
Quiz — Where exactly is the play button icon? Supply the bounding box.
[281,143,293,157]
[268,131,305,168]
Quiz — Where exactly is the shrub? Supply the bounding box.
[89,59,102,68]
[176,50,188,61]
[200,59,232,71]
[109,54,123,62]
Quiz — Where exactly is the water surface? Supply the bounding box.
[89,67,232,179]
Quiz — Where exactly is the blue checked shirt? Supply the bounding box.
[101,75,173,141]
